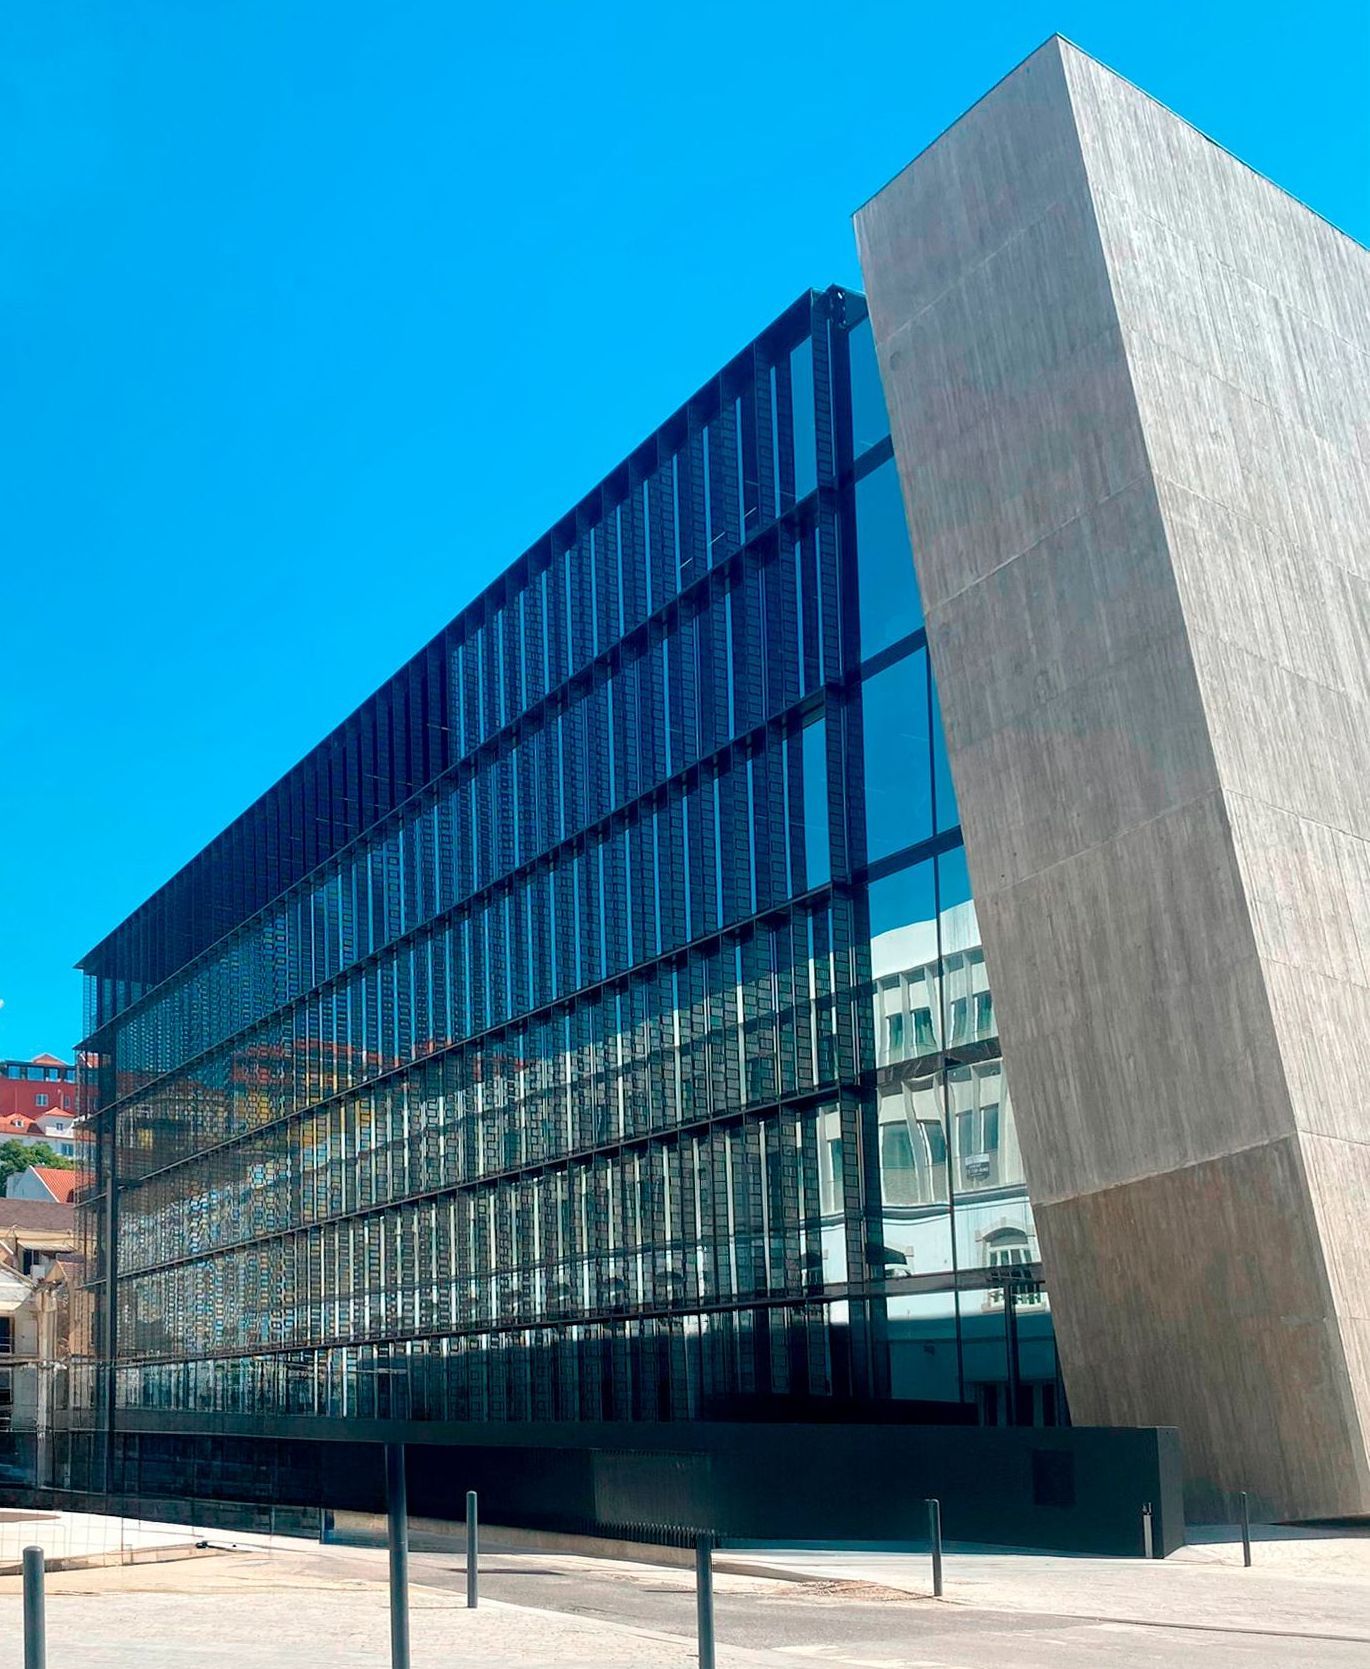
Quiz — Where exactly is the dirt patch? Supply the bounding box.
[763,1577,925,1604]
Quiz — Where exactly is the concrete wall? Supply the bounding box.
[857,37,1370,1519]
[90,1415,1187,1557]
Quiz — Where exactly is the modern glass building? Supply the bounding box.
[66,38,1365,1531]
[67,283,1056,1496]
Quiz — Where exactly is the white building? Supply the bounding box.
[0,1201,76,1484]
[5,1166,85,1204]
[0,1111,89,1161]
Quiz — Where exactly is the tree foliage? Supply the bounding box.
[0,1142,77,1186]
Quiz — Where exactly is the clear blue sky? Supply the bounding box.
[2,2,1367,1062]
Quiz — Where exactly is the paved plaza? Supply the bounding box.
[2,1513,1369,1665]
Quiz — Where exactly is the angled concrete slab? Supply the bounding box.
[857,36,1370,1519]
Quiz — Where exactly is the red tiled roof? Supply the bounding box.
[30,1054,69,1068]
[24,1168,86,1204]
[1,1114,87,1140]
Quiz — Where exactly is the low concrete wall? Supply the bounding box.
[327,1509,704,1568]
[49,1417,1185,1558]
[0,1544,221,1576]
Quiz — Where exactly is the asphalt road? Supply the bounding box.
[388,1546,1370,1667]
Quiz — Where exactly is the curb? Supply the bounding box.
[0,1543,224,1576]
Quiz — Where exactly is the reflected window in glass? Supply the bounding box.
[936,845,979,972]
[880,1121,917,1206]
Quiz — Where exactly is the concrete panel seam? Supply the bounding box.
[1223,784,1370,887]
[919,451,1153,617]
[1150,459,1370,593]
[1030,1130,1322,1214]
[876,189,1108,343]
[1085,175,1370,363]
[1122,325,1366,483]
[1285,1132,1370,1463]
[961,740,1224,903]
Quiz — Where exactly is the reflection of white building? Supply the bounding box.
[815,898,1060,1423]
[870,899,1041,1277]
[0,1203,76,1484]
[0,1111,88,1161]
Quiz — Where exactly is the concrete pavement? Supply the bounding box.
[3,1510,1370,1665]
[724,1523,1370,1643]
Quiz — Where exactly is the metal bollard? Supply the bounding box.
[695,1533,716,1669]
[1240,1491,1252,1568]
[1141,1502,1154,1560]
[926,1497,944,1597]
[466,1489,479,1609]
[23,1545,45,1669]
[385,1444,410,1669]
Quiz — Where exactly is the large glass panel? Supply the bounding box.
[791,337,817,500]
[868,860,953,1291]
[935,845,979,1007]
[847,316,890,458]
[855,458,921,659]
[869,858,935,959]
[802,715,830,889]
[860,649,932,862]
[955,1178,1052,1420]
[817,1104,847,1285]
[886,1288,960,1404]
[869,859,938,1068]
[941,1059,1015,1195]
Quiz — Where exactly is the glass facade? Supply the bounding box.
[71,287,1056,1469]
